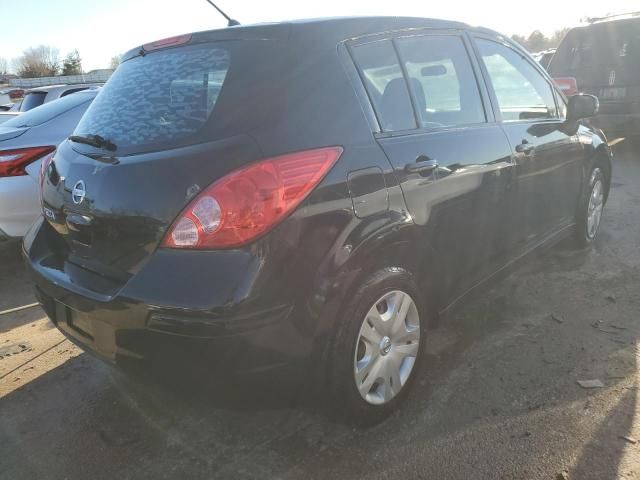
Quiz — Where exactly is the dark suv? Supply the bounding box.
[24,17,612,422]
[549,13,640,141]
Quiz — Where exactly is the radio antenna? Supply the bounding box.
[203,0,240,26]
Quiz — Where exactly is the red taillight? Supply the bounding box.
[0,146,56,178]
[553,77,578,96]
[162,146,344,249]
[143,34,192,52]
[8,89,24,100]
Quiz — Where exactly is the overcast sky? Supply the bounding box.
[2,0,636,72]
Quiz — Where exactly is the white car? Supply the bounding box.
[0,90,97,238]
[18,84,101,112]
[0,112,19,124]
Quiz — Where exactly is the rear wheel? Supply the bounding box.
[329,269,426,425]
[573,166,606,248]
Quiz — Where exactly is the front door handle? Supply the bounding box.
[405,156,439,174]
[515,140,535,154]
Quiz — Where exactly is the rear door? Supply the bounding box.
[349,32,515,300]
[473,36,583,248]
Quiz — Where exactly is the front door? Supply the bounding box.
[474,37,583,249]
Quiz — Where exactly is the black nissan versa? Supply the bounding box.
[24,17,612,422]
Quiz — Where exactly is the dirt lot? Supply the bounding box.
[1,143,639,479]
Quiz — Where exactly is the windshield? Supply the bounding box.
[2,92,94,128]
[73,43,230,153]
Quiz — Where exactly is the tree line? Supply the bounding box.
[0,46,83,78]
[510,28,570,52]
[0,46,121,79]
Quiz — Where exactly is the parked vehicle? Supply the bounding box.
[24,18,612,423]
[0,89,98,238]
[19,84,101,112]
[548,12,640,140]
[533,48,555,70]
[0,112,19,124]
[0,88,25,106]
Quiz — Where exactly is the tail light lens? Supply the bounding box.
[8,89,24,100]
[0,146,56,178]
[553,77,578,96]
[162,146,343,249]
[143,34,192,51]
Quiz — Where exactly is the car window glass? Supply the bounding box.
[19,91,46,112]
[74,44,230,151]
[351,40,416,132]
[557,92,567,118]
[2,93,93,128]
[396,35,486,128]
[551,20,640,71]
[477,39,558,121]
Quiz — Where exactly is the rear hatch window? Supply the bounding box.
[550,19,640,95]
[73,44,230,155]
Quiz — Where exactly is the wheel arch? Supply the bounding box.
[312,224,444,340]
[582,132,613,202]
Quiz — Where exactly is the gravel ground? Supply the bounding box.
[1,143,639,480]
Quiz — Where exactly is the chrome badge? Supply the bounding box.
[43,207,56,221]
[72,180,86,205]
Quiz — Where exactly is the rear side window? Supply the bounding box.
[477,39,558,121]
[19,91,46,112]
[351,40,416,132]
[396,35,486,127]
[3,92,93,128]
[74,44,230,152]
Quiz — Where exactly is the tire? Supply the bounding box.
[328,268,426,425]
[573,166,606,248]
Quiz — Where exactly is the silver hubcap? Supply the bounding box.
[587,171,604,239]
[353,290,420,405]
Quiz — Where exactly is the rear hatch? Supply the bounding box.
[40,31,287,287]
[549,18,640,114]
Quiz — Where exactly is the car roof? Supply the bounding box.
[587,12,640,25]
[124,16,502,61]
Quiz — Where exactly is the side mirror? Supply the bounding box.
[567,93,599,121]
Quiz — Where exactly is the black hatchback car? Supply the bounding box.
[24,17,612,422]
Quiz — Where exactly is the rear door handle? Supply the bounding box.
[515,140,535,154]
[405,157,439,174]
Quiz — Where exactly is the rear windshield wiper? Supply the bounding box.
[69,134,117,152]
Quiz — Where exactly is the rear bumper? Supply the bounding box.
[23,218,315,378]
